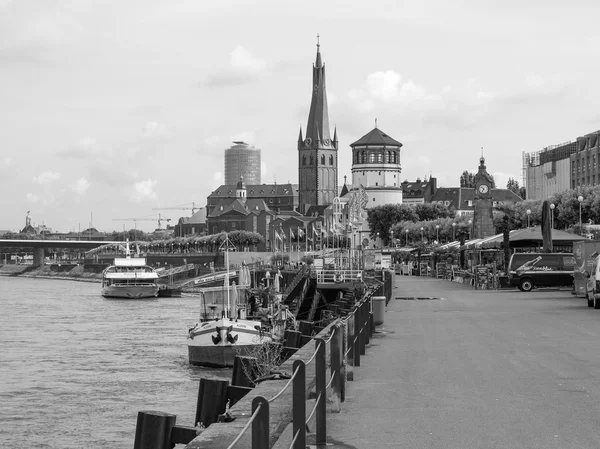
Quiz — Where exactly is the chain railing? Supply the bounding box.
[224,295,376,449]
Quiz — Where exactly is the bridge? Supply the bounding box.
[0,239,122,266]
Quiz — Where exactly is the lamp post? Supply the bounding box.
[420,226,424,243]
[376,232,380,249]
[468,219,473,239]
[452,222,456,241]
[578,195,584,234]
[390,229,394,248]
[550,203,555,229]
[526,209,531,228]
[405,229,409,246]
[435,224,439,243]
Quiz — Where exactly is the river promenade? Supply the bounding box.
[309,275,600,449]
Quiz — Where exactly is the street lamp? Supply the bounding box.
[550,203,555,229]
[526,209,531,227]
[578,195,584,234]
[420,226,424,242]
[405,229,409,246]
[390,229,394,248]
[376,232,379,248]
[452,222,456,240]
[435,224,440,243]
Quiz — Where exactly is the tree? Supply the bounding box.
[414,203,455,221]
[460,171,476,188]
[366,204,419,244]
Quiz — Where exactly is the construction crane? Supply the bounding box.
[113,213,171,230]
[152,202,203,214]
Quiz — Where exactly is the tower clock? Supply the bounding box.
[472,156,495,239]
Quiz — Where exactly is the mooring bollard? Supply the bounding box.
[133,410,176,449]
[195,378,229,428]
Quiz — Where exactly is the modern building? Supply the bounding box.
[524,141,576,200]
[297,40,338,214]
[224,141,261,185]
[571,130,600,190]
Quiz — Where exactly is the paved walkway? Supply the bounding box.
[312,274,599,449]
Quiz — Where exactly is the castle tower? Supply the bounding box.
[298,36,338,214]
[350,126,403,207]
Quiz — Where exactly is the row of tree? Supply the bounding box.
[366,186,600,245]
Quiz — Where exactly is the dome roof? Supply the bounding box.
[350,127,402,147]
[236,176,246,189]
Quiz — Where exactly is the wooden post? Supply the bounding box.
[330,324,341,412]
[232,355,258,387]
[284,330,302,348]
[292,360,306,449]
[133,410,176,449]
[364,301,370,346]
[359,302,366,356]
[315,338,327,446]
[195,379,229,428]
[252,396,269,449]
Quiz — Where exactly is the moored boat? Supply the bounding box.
[101,241,159,299]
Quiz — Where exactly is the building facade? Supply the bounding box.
[224,141,261,185]
[207,183,298,216]
[524,141,575,200]
[297,40,338,214]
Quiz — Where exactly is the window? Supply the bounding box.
[444,201,450,206]
[468,200,473,206]
[302,155,306,165]
[231,222,236,229]
[329,155,334,165]
[368,152,375,163]
[321,154,325,165]
[375,182,378,186]
[310,155,313,165]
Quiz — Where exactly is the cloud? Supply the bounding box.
[204,135,221,146]
[212,171,223,183]
[33,170,61,184]
[2,157,14,167]
[130,179,157,202]
[203,45,267,87]
[230,130,255,143]
[142,121,169,139]
[71,177,90,195]
[26,193,40,203]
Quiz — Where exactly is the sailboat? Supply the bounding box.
[187,237,274,367]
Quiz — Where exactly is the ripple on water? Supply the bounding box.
[0,276,231,449]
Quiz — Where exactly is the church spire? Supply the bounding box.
[298,126,303,143]
[304,35,331,147]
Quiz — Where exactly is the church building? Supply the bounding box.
[297,38,338,215]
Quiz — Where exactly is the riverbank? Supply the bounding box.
[0,264,102,283]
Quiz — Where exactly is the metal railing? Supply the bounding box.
[316,269,363,284]
[225,295,376,449]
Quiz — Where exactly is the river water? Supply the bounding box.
[0,276,230,449]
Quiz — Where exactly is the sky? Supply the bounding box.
[2,0,600,233]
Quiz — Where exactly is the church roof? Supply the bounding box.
[209,183,297,199]
[209,198,271,218]
[350,127,402,147]
[339,183,349,197]
[302,41,332,149]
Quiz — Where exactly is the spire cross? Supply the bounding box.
[316,33,320,47]
[375,118,378,128]
[344,175,347,184]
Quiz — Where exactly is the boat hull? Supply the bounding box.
[102,285,159,299]
[187,318,273,367]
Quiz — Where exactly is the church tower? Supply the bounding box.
[298,36,338,215]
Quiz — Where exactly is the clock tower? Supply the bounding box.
[297,37,338,215]
[472,156,495,239]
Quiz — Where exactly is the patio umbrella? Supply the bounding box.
[479,226,585,249]
[541,199,553,252]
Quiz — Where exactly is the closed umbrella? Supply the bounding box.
[230,281,238,318]
[541,199,553,252]
[273,269,281,293]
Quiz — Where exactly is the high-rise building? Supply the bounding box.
[224,141,261,185]
[297,38,338,215]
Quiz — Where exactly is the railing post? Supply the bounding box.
[364,299,370,346]
[315,337,327,446]
[330,324,341,412]
[359,301,366,356]
[292,360,306,449]
[353,305,361,367]
[340,318,348,398]
[252,396,269,449]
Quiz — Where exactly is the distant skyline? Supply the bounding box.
[2,0,600,232]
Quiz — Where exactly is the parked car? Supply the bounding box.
[508,252,575,292]
[583,255,600,308]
